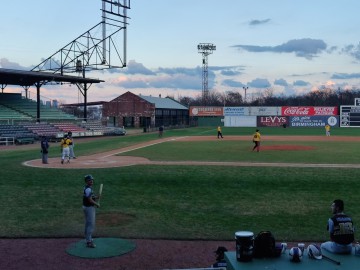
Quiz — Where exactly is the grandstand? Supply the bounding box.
[0,93,127,144]
[1,98,77,121]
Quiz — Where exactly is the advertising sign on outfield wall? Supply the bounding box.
[224,107,250,116]
[224,107,280,116]
[289,116,339,127]
[257,116,288,127]
[224,116,257,127]
[189,106,223,116]
[281,106,338,116]
[250,107,281,116]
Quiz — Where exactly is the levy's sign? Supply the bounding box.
[257,116,288,127]
[281,106,338,116]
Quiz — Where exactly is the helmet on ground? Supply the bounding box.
[307,244,322,259]
[289,247,302,262]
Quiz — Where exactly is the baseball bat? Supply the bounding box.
[98,184,103,206]
[322,254,341,265]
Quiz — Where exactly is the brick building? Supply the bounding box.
[102,91,189,128]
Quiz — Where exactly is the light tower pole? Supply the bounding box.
[198,43,216,105]
[243,86,249,103]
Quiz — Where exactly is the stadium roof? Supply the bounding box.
[0,68,104,86]
[139,95,188,110]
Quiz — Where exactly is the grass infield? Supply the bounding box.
[1,126,360,242]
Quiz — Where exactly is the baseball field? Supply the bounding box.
[2,126,360,244]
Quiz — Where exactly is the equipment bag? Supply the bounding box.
[253,231,276,258]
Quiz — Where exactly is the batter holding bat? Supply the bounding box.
[83,174,101,248]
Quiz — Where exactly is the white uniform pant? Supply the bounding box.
[62,147,70,161]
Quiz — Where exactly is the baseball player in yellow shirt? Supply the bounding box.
[252,129,261,152]
[60,134,71,164]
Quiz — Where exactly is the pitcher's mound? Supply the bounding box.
[66,238,136,258]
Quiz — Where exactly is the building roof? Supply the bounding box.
[139,95,188,110]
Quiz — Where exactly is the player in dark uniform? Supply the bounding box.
[321,199,354,254]
[83,174,100,248]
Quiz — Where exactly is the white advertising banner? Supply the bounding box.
[249,107,281,116]
[224,116,257,127]
[224,106,280,116]
[224,107,250,116]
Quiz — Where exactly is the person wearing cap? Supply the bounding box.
[321,199,354,254]
[60,134,71,164]
[252,129,261,152]
[212,246,227,268]
[67,131,77,159]
[40,136,49,164]
[83,174,100,248]
[217,126,223,139]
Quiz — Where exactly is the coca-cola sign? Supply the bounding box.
[281,106,338,116]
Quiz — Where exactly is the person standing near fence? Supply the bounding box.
[68,131,76,159]
[252,129,261,152]
[40,136,49,164]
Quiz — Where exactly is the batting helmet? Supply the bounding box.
[307,244,322,260]
[289,247,302,262]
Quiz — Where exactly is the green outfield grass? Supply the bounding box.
[1,127,360,242]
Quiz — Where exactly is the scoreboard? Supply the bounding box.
[340,106,360,127]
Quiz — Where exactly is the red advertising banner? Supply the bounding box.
[257,116,288,127]
[189,106,223,116]
[281,106,338,116]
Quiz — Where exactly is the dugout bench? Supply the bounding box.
[225,248,359,270]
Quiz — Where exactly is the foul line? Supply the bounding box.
[101,136,189,158]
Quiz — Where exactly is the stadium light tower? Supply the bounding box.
[198,43,216,105]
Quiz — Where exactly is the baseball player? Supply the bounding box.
[60,134,71,164]
[252,129,261,152]
[325,124,331,136]
[83,174,100,248]
[68,131,76,159]
[217,126,224,139]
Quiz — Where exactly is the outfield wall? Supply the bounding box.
[191,106,339,127]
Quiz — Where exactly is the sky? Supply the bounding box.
[1,0,360,105]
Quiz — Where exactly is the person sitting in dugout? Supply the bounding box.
[321,199,354,254]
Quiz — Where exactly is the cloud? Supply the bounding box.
[274,78,288,87]
[123,60,156,75]
[232,38,327,59]
[0,58,28,70]
[341,43,360,61]
[222,79,245,88]
[248,78,271,88]
[293,80,309,86]
[331,73,360,79]
[249,18,271,26]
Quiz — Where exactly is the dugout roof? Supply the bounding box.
[0,68,104,86]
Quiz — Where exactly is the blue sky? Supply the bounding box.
[1,0,360,104]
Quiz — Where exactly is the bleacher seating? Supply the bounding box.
[0,124,36,144]
[0,104,31,120]
[52,122,87,133]
[81,120,126,135]
[0,98,77,120]
[20,122,62,138]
